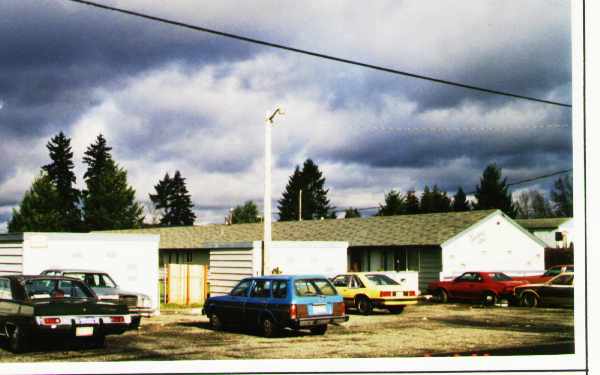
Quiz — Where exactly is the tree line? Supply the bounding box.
[8,132,196,232]
[8,132,573,231]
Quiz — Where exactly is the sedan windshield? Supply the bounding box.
[364,274,399,285]
[294,278,337,296]
[64,273,117,288]
[24,279,95,300]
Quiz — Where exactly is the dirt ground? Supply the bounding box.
[0,303,574,362]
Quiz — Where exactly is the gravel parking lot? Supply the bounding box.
[0,303,574,362]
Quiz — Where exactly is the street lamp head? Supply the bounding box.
[266,107,284,124]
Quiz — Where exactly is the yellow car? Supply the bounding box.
[331,272,420,314]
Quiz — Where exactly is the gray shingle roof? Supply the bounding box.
[105,210,498,249]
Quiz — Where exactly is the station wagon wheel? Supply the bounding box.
[521,292,539,308]
[482,291,497,306]
[8,324,29,353]
[433,289,448,303]
[261,316,280,338]
[310,325,327,335]
[355,296,373,315]
[209,313,223,331]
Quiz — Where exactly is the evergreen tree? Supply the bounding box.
[420,186,434,213]
[149,172,173,223]
[530,190,554,218]
[431,185,451,212]
[377,190,405,216]
[277,159,333,221]
[550,175,573,217]
[344,207,361,218]
[452,187,471,212]
[8,173,62,232]
[81,134,144,230]
[405,190,420,214]
[474,163,517,217]
[149,171,196,226]
[231,201,260,224]
[41,132,82,231]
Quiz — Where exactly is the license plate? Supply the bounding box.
[311,304,327,315]
[78,317,97,325]
[75,326,94,337]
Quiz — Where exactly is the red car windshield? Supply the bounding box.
[488,273,512,281]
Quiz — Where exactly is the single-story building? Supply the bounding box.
[516,217,574,248]
[0,232,160,312]
[113,209,546,293]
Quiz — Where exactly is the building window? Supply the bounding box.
[394,248,420,271]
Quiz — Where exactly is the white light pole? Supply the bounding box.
[264,107,284,275]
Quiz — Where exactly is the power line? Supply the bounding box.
[66,0,572,108]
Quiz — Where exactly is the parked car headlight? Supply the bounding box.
[139,294,152,308]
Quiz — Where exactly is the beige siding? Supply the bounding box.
[208,248,254,296]
[0,242,23,276]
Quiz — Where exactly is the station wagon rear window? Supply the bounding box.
[294,278,336,296]
[64,272,117,288]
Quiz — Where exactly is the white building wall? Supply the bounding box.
[440,212,545,279]
[265,241,348,278]
[21,233,160,312]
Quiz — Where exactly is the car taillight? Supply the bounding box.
[333,302,346,316]
[380,291,392,297]
[42,317,61,325]
[403,291,416,297]
[110,316,125,323]
[289,304,297,320]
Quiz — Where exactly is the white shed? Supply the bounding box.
[439,211,546,279]
[206,241,348,296]
[0,232,160,312]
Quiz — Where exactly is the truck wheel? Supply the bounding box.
[434,289,448,303]
[355,296,373,315]
[482,291,497,306]
[8,324,30,353]
[520,292,539,307]
[208,313,224,331]
[310,325,327,335]
[260,316,280,338]
[388,306,405,314]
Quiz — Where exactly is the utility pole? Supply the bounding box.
[264,107,284,275]
[298,189,302,221]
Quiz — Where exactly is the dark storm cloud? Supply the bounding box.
[0,0,257,138]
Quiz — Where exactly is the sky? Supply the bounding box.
[0,0,572,231]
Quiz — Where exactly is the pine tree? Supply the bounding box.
[431,185,451,213]
[8,173,62,232]
[452,187,471,212]
[41,132,82,231]
[149,172,172,223]
[81,134,144,230]
[550,175,573,217]
[168,171,196,226]
[378,190,405,216]
[232,201,260,224]
[149,171,196,226]
[420,186,434,213]
[344,207,361,218]
[277,159,333,221]
[474,163,517,218]
[405,190,420,214]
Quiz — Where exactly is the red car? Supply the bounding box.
[428,272,528,305]
[511,264,574,284]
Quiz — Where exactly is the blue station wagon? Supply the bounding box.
[202,275,349,337]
